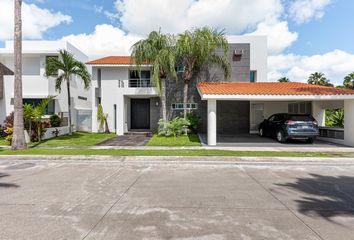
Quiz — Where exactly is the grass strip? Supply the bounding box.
[147,134,201,146]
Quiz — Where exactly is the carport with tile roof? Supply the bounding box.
[197,82,354,146]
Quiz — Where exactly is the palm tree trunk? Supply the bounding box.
[66,78,72,135]
[183,81,189,119]
[12,0,26,150]
[104,119,110,133]
[160,78,167,120]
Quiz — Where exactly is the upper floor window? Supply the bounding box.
[129,70,151,87]
[250,70,257,82]
[97,68,102,88]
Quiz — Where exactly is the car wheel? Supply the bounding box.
[276,130,286,143]
[259,128,264,137]
[306,137,315,144]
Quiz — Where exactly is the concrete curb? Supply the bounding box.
[1,155,354,166]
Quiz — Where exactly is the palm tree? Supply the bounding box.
[343,72,354,89]
[45,50,90,135]
[176,27,231,118]
[278,77,290,82]
[131,30,177,121]
[97,104,110,133]
[307,72,333,86]
[12,0,27,150]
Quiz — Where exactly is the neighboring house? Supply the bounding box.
[87,36,268,135]
[0,41,92,131]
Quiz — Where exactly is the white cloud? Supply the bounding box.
[268,50,354,85]
[115,0,283,35]
[61,24,142,58]
[247,21,298,55]
[289,0,332,24]
[0,0,72,41]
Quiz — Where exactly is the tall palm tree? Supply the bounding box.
[12,0,27,150]
[343,72,354,89]
[176,27,231,118]
[307,72,333,86]
[278,77,290,82]
[131,30,177,121]
[45,50,90,135]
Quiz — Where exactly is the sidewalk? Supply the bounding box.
[28,145,354,152]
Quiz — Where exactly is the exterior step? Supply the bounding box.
[125,131,152,137]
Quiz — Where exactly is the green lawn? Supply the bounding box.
[0,148,352,157]
[0,138,9,146]
[147,134,201,146]
[36,132,116,146]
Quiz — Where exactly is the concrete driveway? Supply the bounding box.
[1,159,354,239]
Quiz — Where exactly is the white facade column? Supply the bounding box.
[312,101,325,126]
[116,94,125,136]
[344,100,354,147]
[207,99,217,146]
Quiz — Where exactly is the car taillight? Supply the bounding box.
[285,120,296,125]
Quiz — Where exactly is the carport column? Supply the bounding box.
[207,99,217,146]
[312,101,325,126]
[344,100,354,146]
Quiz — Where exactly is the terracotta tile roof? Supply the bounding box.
[86,56,148,65]
[197,82,354,96]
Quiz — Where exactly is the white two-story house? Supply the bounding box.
[87,36,268,135]
[0,41,92,131]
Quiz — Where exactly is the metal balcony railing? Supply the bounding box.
[129,78,152,88]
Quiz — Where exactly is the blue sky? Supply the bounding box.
[1,0,354,84]
[22,0,354,55]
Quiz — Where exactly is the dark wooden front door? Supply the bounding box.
[131,99,150,129]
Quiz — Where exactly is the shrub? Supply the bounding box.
[186,113,200,133]
[158,117,190,137]
[4,112,14,129]
[0,125,6,138]
[4,127,13,143]
[50,114,61,127]
[326,109,344,128]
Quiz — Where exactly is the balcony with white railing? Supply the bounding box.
[128,78,153,88]
[117,78,158,96]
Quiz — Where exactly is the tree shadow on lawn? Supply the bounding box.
[277,174,354,221]
[188,134,201,144]
[0,173,19,188]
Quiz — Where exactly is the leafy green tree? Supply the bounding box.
[176,27,231,118]
[23,103,34,136]
[278,77,290,82]
[131,30,177,121]
[307,72,333,86]
[45,50,91,135]
[22,97,54,142]
[343,72,354,89]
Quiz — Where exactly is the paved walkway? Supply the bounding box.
[1,158,354,239]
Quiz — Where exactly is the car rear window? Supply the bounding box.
[288,115,314,121]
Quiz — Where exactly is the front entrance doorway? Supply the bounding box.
[131,99,150,129]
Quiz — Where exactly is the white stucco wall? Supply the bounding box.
[0,41,91,128]
[344,100,354,146]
